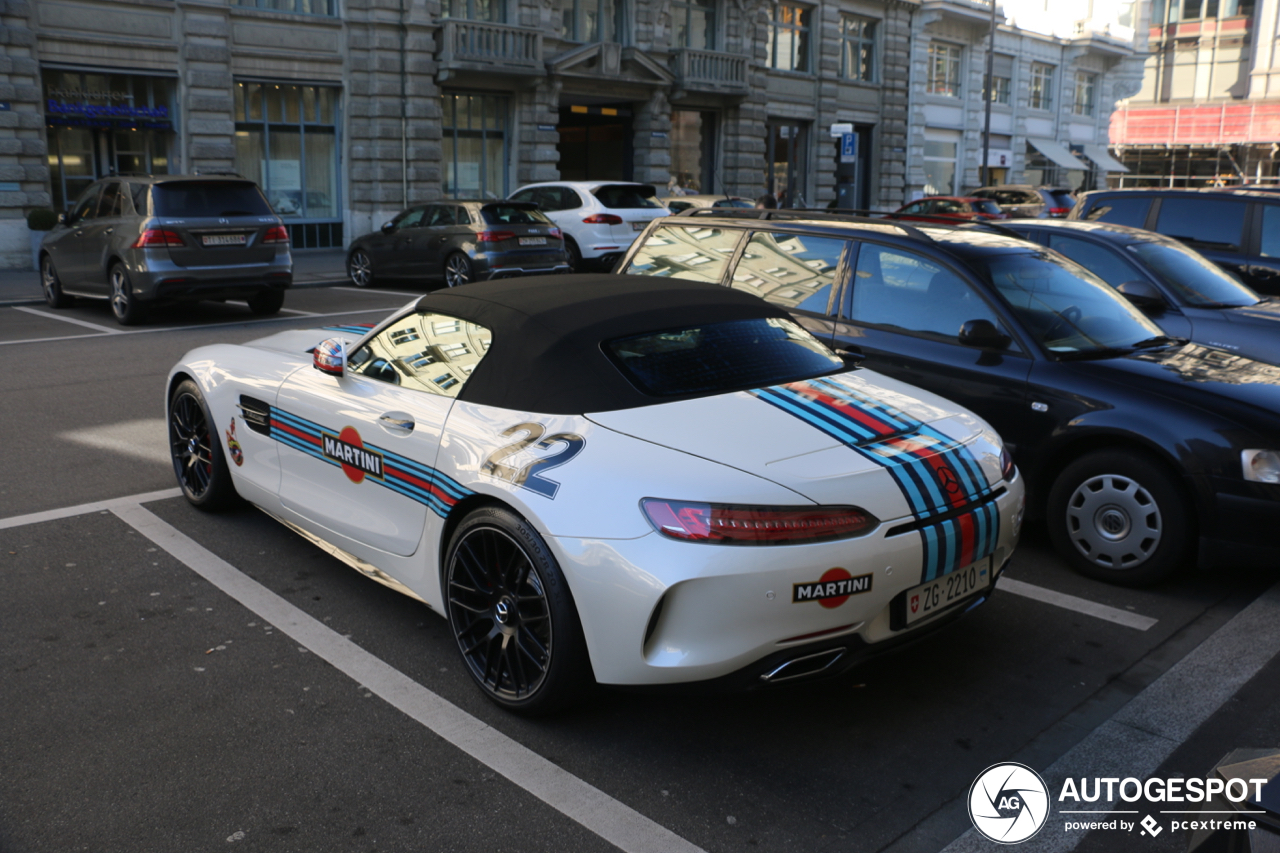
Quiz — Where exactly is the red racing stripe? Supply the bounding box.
[789,383,899,436]
[271,419,322,447]
[385,466,459,507]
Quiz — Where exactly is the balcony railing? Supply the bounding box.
[671,48,749,94]
[437,20,542,71]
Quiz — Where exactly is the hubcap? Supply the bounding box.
[350,253,371,286]
[170,394,213,498]
[1065,473,1161,570]
[111,270,128,315]
[446,257,470,286]
[42,262,55,298]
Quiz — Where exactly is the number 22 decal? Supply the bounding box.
[481,422,585,499]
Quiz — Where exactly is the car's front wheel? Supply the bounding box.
[444,506,592,714]
[168,379,237,510]
[564,237,582,273]
[109,263,146,326]
[348,249,375,287]
[1047,449,1190,586]
[443,252,473,287]
[41,255,73,309]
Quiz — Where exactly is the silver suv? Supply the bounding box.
[39,175,292,325]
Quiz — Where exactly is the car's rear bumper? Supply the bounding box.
[128,250,293,302]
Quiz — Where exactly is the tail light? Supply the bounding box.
[133,229,184,248]
[1048,207,1070,216]
[640,498,877,546]
[263,225,290,244]
[549,227,563,239]
[477,230,516,243]
[582,213,623,225]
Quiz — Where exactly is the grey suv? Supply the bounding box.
[39,175,292,325]
[969,185,1076,219]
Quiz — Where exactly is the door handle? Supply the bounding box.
[104,228,113,235]
[378,413,415,434]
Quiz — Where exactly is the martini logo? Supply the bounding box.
[792,568,872,608]
[322,427,384,484]
[969,763,1050,844]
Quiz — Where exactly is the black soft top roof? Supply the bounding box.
[412,274,794,414]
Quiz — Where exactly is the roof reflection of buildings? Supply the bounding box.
[731,233,836,309]
[1139,344,1280,386]
[628,226,738,282]
[354,312,492,396]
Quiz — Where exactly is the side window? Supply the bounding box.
[900,201,927,215]
[845,244,1008,343]
[97,183,123,218]
[396,207,427,228]
[1155,197,1245,251]
[128,183,149,215]
[731,231,847,313]
[454,206,474,225]
[1082,196,1150,228]
[621,225,740,283]
[510,189,538,206]
[346,312,493,398]
[1260,206,1280,258]
[68,185,102,224]
[1047,234,1143,287]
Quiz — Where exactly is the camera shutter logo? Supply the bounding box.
[968,763,1050,844]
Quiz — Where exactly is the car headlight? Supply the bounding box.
[1242,450,1280,484]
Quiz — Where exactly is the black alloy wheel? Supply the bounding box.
[348,249,374,287]
[564,237,582,273]
[168,380,237,510]
[109,262,146,326]
[1047,449,1190,586]
[445,506,591,714]
[444,252,473,287]
[41,255,73,308]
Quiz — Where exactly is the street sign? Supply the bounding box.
[840,132,858,161]
[829,122,853,138]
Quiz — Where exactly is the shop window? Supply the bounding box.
[232,0,336,15]
[670,110,716,195]
[927,43,962,97]
[839,15,876,82]
[923,139,957,196]
[767,121,809,207]
[1030,63,1056,110]
[768,3,812,73]
[442,93,509,199]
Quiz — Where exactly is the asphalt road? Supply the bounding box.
[1,284,1277,853]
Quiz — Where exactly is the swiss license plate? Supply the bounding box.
[201,234,247,247]
[631,221,646,231]
[518,236,546,246]
[904,559,991,626]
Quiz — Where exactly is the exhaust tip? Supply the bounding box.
[758,648,846,684]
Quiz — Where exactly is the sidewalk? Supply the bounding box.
[0,248,348,306]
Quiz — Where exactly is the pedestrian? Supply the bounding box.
[754,193,776,209]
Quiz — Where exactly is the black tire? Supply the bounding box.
[1046,449,1191,586]
[109,262,146,326]
[444,506,593,714]
[40,254,73,308]
[348,249,375,287]
[564,237,582,273]
[168,379,238,510]
[443,252,473,287]
[247,289,285,316]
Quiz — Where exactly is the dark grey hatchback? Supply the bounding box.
[346,200,570,288]
[39,175,292,325]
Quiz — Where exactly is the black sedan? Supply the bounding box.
[1005,219,1280,365]
[346,200,570,288]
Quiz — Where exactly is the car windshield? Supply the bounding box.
[974,251,1165,357]
[1126,241,1258,308]
[605,317,843,396]
[152,181,274,217]
[594,185,665,210]
[480,205,552,225]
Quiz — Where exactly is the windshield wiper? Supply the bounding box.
[1130,335,1188,349]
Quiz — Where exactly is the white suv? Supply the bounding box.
[508,181,670,270]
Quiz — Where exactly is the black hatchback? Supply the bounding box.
[346,200,570,288]
[618,210,1280,585]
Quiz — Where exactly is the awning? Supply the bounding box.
[1081,143,1131,173]
[1026,137,1090,171]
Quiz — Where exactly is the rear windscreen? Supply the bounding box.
[973,200,1002,215]
[480,205,552,225]
[1047,191,1076,211]
[604,317,843,396]
[152,182,274,217]
[594,185,664,210]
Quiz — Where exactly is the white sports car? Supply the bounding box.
[167,275,1025,713]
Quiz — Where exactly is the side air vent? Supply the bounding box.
[237,395,272,436]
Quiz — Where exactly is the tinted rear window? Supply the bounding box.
[1155,197,1246,250]
[480,205,552,225]
[152,182,273,217]
[1046,191,1076,211]
[594,185,664,209]
[973,200,1002,215]
[605,318,842,396]
[1082,196,1151,228]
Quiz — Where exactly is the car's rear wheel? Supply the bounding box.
[564,237,582,272]
[444,252,473,287]
[41,255,73,308]
[109,263,146,326]
[1047,449,1190,586]
[168,379,237,510]
[444,506,592,714]
[348,250,375,287]
[247,289,285,316]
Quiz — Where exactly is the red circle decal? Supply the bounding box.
[338,426,365,484]
[819,567,853,609]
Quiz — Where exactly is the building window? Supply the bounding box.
[927,43,962,97]
[442,0,504,20]
[442,93,509,199]
[232,0,335,15]
[984,75,1011,103]
[768,3,812,73]
[1073,72,1096,116]
[923,139,957,196]
[554,0,618,42]
[839,15,876,82]
[234,82,341,243]
[671,0,715,49]
[1030,63,1056,110]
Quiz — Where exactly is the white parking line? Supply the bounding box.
[0,488,182,531]
[997,577,1158,631]
[110,502,706,853]
[13,305,124,334]
[332,285,429,298]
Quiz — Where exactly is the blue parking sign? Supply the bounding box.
[840,132,858,160]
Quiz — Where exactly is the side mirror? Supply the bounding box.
[380,221,396,234]
[1116,279,1167,312]
[313,337,347,377]
[958,319,1012,350]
